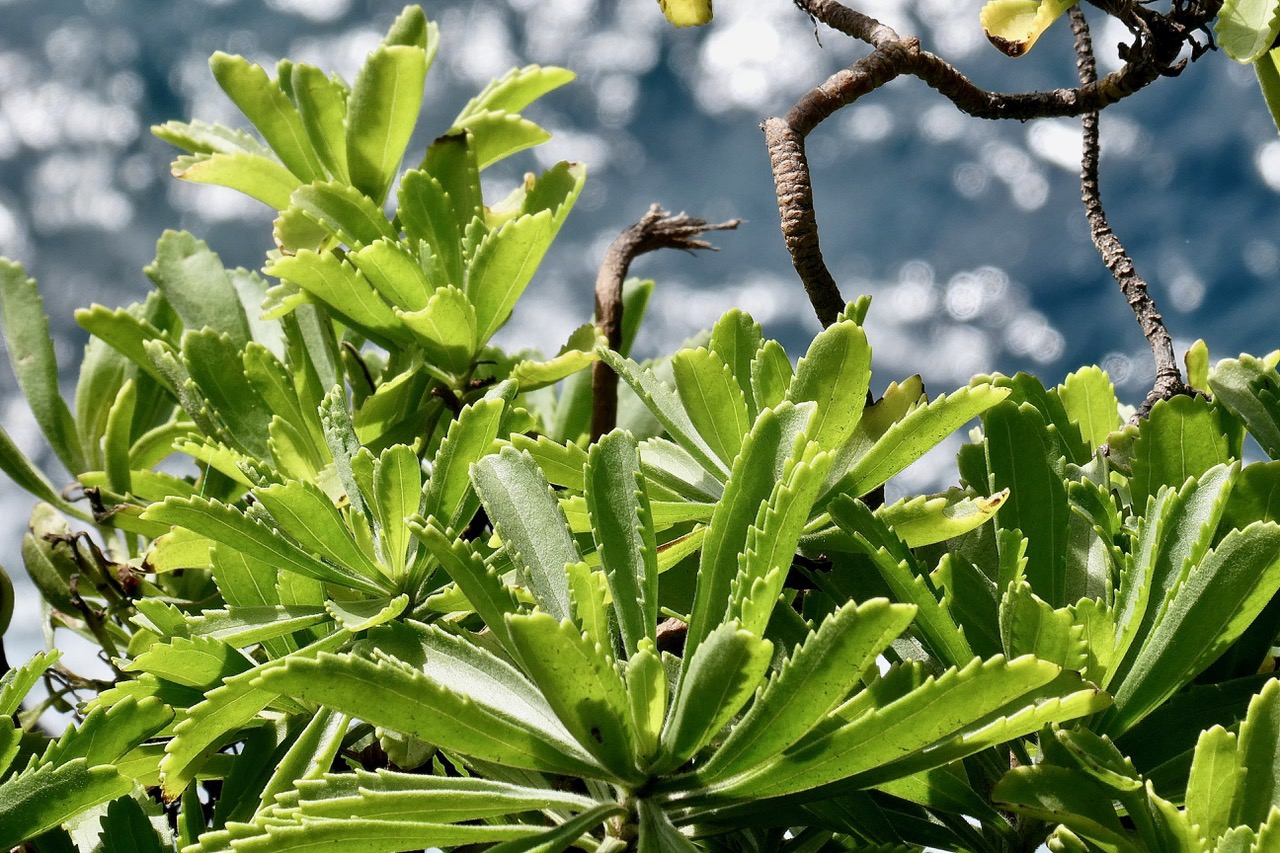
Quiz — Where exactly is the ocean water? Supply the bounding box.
[0,0,1274,672]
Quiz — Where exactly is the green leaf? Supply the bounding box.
[1104,521,1280,736]
[506,612,640,782]
[252,477,387,584]
[348,239,432,312]
[257,650,602,778]
[0,761,133,851]
[152,118,274,157]
[209,52,323,182]
[142,495,388,595]
[398,168,464,289]
[1209,354,1280,459]
[422,131,482,238]
[601,349,730,480]
[672,347,751,466]
[266,251,408,348]
[99,796,166,853]
[830,497,975,670]
[422,397,505,531]
[123,635,254,690]
[397,284,477,374]
[709,309,765,422]
[984,400,1071,608]
[835,384,1011,499]
[283,181,399,250]
[412,521,522,649]
[1059,365,1122,451]
[729,441,832,635]
[289,63,349,183]
[452,111,551,170]
[686,402,812,662]
[467,211,556,344]
[0,649,60,718]
[1186,725,1241,844]
[484,803,624,853]
[171,152,302,210]
[326,594,409,632]
[183,328,273,458]
[786,318,872,452]
[1130,394,1233,512]
[471,447,578,622]
[979,0,1077,56]
[714,656,1105,800]
[512,324,605,392]
[369,444,420,577]
[659,622,774,772]
[0,260,84,474]
[346,39,431,202]
[186,605,331,647]
[455,65,576,123]
[585,430,658,654]
[0,423,69,509]
[1216,0,1280,62]
[999,579,1086,670]
[701,598,916,782]
[875,488,1008,549]
[1257,49,1280,134]
[1231,677,1280,828]
[75,303,170,386]
[751,338,793,414]
[657,0,715,26]
[144,231,252,348]
[993,765,1136,851]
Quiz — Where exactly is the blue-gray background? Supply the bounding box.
[0,0,1274,667]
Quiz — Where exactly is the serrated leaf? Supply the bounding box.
[467,211,555,343]
[999,579,1086,670]
[74,303,170,385]
[686,402,811,662]
[672,347,751,466]
[512,324,605,392]
[787,318,872,451]
[1186,725,1241,844]
[152,118,274,158]
[284,181,399,249]
[993,765,1135,850]
[209,52,323,182]
[144,230,252,349]
[123,635,254,689]
[979,0,1077,56]
[1104,521,1280,736]
[266,250,408,348]
[183,328,273,458]
[835,384,1010,499]
[730,442,831,635]
[701,598,915,782]
[586,430,658,654]
[714,656,1105,800]
[0,761,133,850]
[326,594,409,633]
[1060,366,1122,451]
[187,605,331,647]
[346,39,431,202]
[1217,0,1280,62]
[750,338,793,414]
[1257,48,1280,134]
[412,521,522,651]
[471,447,578,622]
[369,444,420,577]
[253,477,386,583]
[985,400,1071,608]
[659,621,773,772]
[397,284,477,374]
[172,152,302,209]
[830,497,975,670]
[1231,678,1280,828]
[451,110,551,170]
[0,260,84,474]
[0,649,60,718]
[398,168,464,289]
[142,495,388,595]
[456,65,576,123]
[506,612,639,782]
[348,239,432,313]
[1210,355,1280,459]
[289,63,349,183]
[1130,394,1233,512]
[875,488,1008,548]
[422,131,482,239]
[257,650,602,778]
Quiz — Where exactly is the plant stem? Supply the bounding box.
[591,205,739,440]
[1070,5,1187,416]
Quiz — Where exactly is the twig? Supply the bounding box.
[766,0,1220,329]
[591,204,740,440]
[1071,5,1187,416]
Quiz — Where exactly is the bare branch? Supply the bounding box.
[1071,5,1188,416]
[767,0,1219,328]
[592,204,740,440]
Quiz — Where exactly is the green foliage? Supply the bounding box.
[2,3,1280,852]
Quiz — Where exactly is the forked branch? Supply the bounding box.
[592,204,740,440]
[768,0,1218,366]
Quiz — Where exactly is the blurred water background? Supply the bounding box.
[0,0,1274,669]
